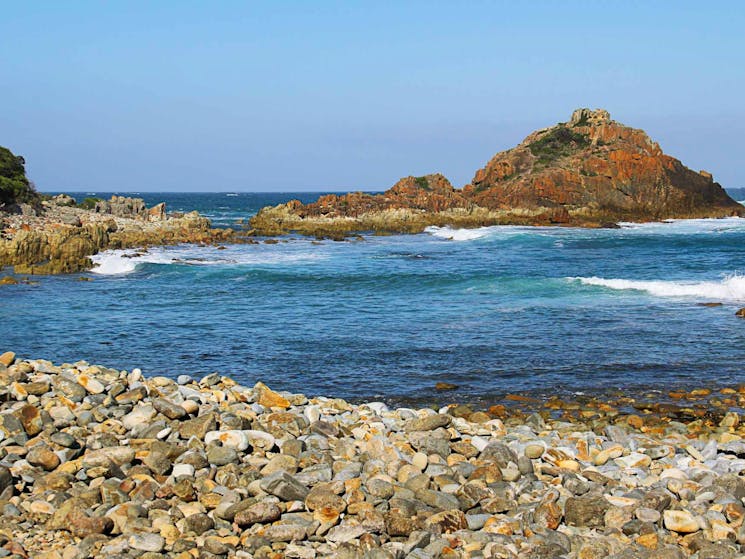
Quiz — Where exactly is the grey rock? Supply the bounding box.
[404,414,451,432]
[480,442,518,467]
[206,444,238,466]
[260,471,309,501]
[415,489,460,511]
[153,397,186,419]
[564,494,610,528]
[128,533,165,552]
[183,512,214,535]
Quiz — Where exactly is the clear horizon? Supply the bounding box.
[3,2,745,192]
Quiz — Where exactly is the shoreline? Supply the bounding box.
[5,201,745,279]
[0,194,245,276]
[2,354,745,557]
[247,203,744,239]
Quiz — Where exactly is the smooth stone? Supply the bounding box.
[128,534,165,552]
[26,446,60,471]
[260,471,309,501]
[636,507,661,523]
[234,502,281,526]
[172,464,195,478]
[404,414,451,432]
[326,525,366,543]
[663,509,700,533]
[615,452,652,469]
[183,512,214,535]
[525,443,545,459]
[204,430,250,450]
[50,432,77,448]
[245,430,276,450]
[206,445,238,466]
[82,447,136,468]
[77,374,105,394]
[0,352,15,367]
[153,398,187,419]
[412,452,428,470]
[594,445,623,466]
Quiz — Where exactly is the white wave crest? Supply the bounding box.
[90,249,182,275]
[424,226,494,241]
[90,244,326,275]
[617,217,745,234]
[573,275,745,301]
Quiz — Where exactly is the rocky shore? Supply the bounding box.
[249,109,743,237]
[2,354,745,558]
[0,194,237,275]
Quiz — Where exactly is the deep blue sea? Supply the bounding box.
[3,191,745,405]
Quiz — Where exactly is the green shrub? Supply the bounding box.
[0,146,39,206]
[79,197,103,210]
[528,127,590,165]
[414,176,431,190]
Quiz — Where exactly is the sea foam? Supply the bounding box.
[424,226,495,241]
[573,275,745,301]
[90,249,181,275]
[617,216,745,235]
[90,244,325,275]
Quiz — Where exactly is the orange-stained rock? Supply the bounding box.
[254,381,290,409]
[0,351,15,366]
[637,532,659,549]
[250,108,743,236]
[627,415,644,429]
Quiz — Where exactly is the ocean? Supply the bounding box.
[3,191,745,406]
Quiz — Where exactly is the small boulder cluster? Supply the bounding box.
[1,352,745,558]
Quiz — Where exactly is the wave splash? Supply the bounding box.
[617,217,745,234]
[89,250,174,275]
[90,245,325,275]
[424,226,494,241]
[573,275,745,301]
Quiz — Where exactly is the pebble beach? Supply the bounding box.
[3,352,745,558]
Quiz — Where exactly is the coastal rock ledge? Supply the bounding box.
[250,109,743,236]
[2,353,745,557]
[0,144,239,275]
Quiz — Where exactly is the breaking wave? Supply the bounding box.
[617,217,745,235]
[90,244,326,275]
[572,274,745,301]
[424,226,494,241]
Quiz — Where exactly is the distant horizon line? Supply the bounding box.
[38,188,388,194]
[39,186,745,194]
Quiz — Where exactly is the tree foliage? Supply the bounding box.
[0,146,39,206]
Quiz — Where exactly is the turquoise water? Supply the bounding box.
[3,192,745,404]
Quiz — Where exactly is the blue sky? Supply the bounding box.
[2,1,744,192]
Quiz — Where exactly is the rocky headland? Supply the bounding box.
[1,353,745,558]
[249,109,743,237]
[0,146,236,275]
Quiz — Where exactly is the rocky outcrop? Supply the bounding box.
[464,108,741,223]
[1,221,116,275]
[1,198,235,274]
[92,195,166,221]
[250,109,743,235]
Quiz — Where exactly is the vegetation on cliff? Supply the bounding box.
[0,146,39,207]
